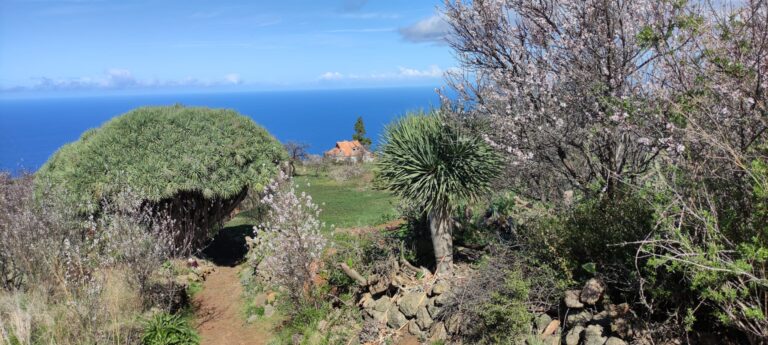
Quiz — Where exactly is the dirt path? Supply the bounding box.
[194,265,272,345]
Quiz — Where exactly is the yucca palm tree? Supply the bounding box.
[375,111,501,273]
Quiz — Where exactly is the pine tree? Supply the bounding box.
[352,116,372,147]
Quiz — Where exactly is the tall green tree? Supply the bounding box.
[352,116,372,147]
[375,112,501,273]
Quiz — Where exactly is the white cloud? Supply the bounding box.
[326,27,394,33]
[340,12,401,19]
[399,14,450,44]
[224,73,243,85]
[319,72,344,80]
[397,65,442,78]
[8,69,246,91]
[319,65,449,81]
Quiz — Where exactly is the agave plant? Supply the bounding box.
[375,111,501,273]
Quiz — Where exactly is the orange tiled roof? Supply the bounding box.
[325,140,365,157]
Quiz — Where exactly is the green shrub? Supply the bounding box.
[564,191,655,295]
[141,313,199,345]
[37,105,286,245]
[474,268,532,344]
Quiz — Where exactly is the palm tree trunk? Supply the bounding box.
[428,207,453,274]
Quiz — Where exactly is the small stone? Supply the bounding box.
[445,314,461,334]
[369,309,387,324]
[565,290,584,308]
[580,278,606,305]
[433,293,450,306]
[387,308,408,328]
[565,325,584,345]
[539,334,559,345]
[535,313,553,333]
[583,324,607,345]
[607,303,630,318]
[429,322,448,342]
[253,293,267,307]
[263,304,275,318]
[398,292,427,317]
[247,315,258,323]
[606,337,628,345]
[542,320,560,336]
[416,307,433,329]
[360,293,375,309]
[373,296,393,313]
[408,320,422,336]
[427,301,441,318]
[566,310,592,326]
[431,281,449,296]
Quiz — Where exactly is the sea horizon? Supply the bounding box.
[0,85,445,173]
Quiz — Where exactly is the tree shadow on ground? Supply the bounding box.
[200,224,254,267]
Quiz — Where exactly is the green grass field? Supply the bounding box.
[225,163,397,232]
[293,164,397,229]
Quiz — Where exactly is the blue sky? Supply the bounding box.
[0,0,455,94]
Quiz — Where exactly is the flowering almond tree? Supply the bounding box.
[254,172,326,305]
[442,0,694,201]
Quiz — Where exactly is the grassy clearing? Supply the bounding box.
[293,164,398,229]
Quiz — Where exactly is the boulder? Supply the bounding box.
[565,325,584,345]
[566,310,592,326]
[431,281,449,296]
[565,290,584,308]
[606,337,628,345]
[429,322,448,342]
[398,292,427,317]
[583,324,607,345]
[580,278,605,305]
[535,313,553,333]
[416,306,433,329]
[387,308,408,329]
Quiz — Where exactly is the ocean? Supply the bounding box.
[0,86,442,172]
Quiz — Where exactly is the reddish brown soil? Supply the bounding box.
[194,266,272,345]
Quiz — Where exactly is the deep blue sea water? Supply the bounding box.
[0,87,441,172]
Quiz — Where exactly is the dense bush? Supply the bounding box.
[36,105,286,246]
[441,245,563,344]
[565,192,655,296]
[0,173,184,344]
